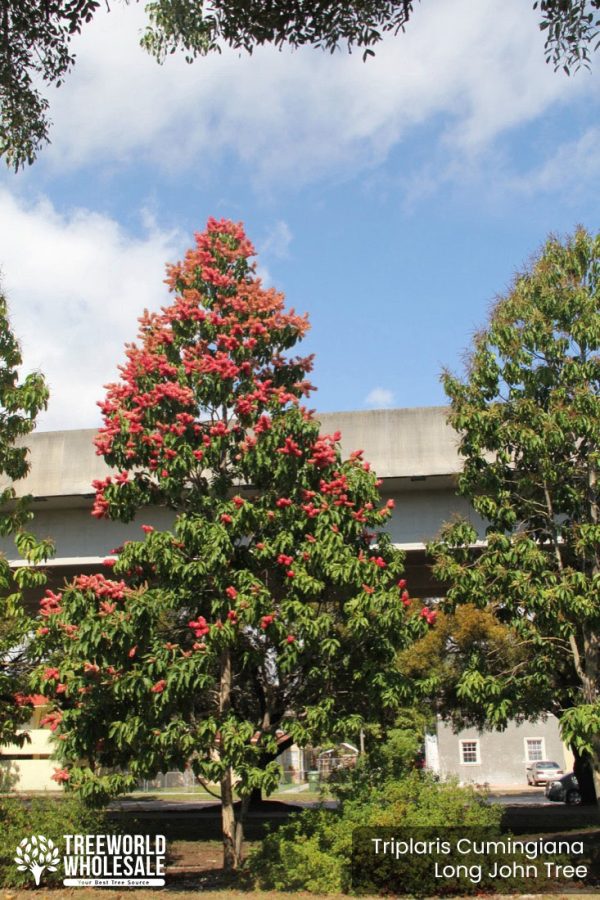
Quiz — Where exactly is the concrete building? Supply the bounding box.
[0,407,565,790]
[426,716,571,787]
[0,407,486,601]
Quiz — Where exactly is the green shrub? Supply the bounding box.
[251,808,350,893]
[248,771,502,894]
[0,795,113,887]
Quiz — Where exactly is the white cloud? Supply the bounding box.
[0,192,301,430]
[508,127,600,197]
[255,221,293,285]
[0,189,183,430]
[365,387,395,409]
[35,0,595,187]
[260,221,292,260]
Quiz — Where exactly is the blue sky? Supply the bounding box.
[0,0,598,430]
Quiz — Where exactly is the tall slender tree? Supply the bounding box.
[0,290,51,747]
[34,218,433,869]
[430,228,600,800]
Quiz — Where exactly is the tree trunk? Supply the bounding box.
[221,766,244,872]
[572,746,597,805]
[581,628,600,806]
[219,647,244,872]
[248,785,263,807]
[590,739,600,805]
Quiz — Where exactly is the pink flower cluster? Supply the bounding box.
[40,590,63,617]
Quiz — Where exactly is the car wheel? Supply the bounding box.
[566,789,581,805]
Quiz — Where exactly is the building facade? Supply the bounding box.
[426,716,571,787]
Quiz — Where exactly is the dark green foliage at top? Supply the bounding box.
[0,0,100,170]
[1,1,598,169]
[536,0,600,72]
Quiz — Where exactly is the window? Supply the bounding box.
[459,740,480,765]
[525,738,545,762]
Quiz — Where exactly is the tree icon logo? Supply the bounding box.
[14,835,60,885]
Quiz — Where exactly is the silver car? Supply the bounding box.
[526,760,563,785]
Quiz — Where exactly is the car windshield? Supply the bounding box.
[537,762,559,768]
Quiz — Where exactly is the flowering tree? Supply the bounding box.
[33,219,432,869]
[0,291,51,746]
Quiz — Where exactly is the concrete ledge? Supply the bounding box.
[0,407,461,499]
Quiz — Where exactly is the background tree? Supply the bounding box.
[0,290,51,746]
[397,605,536,727]
[429,227,600,800]
[34,218,433,870]
[2,1,598,169]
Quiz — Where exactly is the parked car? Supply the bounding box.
[545,772,581,805]
[526,760,563,785]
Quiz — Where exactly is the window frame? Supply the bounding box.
[524,737,546,763]
[459,739,480,766]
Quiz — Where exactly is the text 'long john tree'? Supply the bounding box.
[34,219,431,869]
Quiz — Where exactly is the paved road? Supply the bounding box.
[113,790,553,814]
[488,790,552,806]
[111,797,337,814]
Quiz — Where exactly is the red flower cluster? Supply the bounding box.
[277,437,302,457]
[420,607,437,625]
[189,616,210,637]
[43,667,60,681]
[14,692,44,707]
[40,590,63,617]
[40,710,62,731]
[73,573,129,601]
[51,767,70,783]
[308,433,340,468]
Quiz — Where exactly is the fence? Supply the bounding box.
[137,770,205,793]
[134,755,357,793]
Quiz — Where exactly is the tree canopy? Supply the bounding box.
[33,218,433,869]
[1,0,599,169]
[0,291,51,747]
[429,227,600,800]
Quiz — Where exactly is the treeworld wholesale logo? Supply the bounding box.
[14,835,60,885]
[15,834,166,887]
